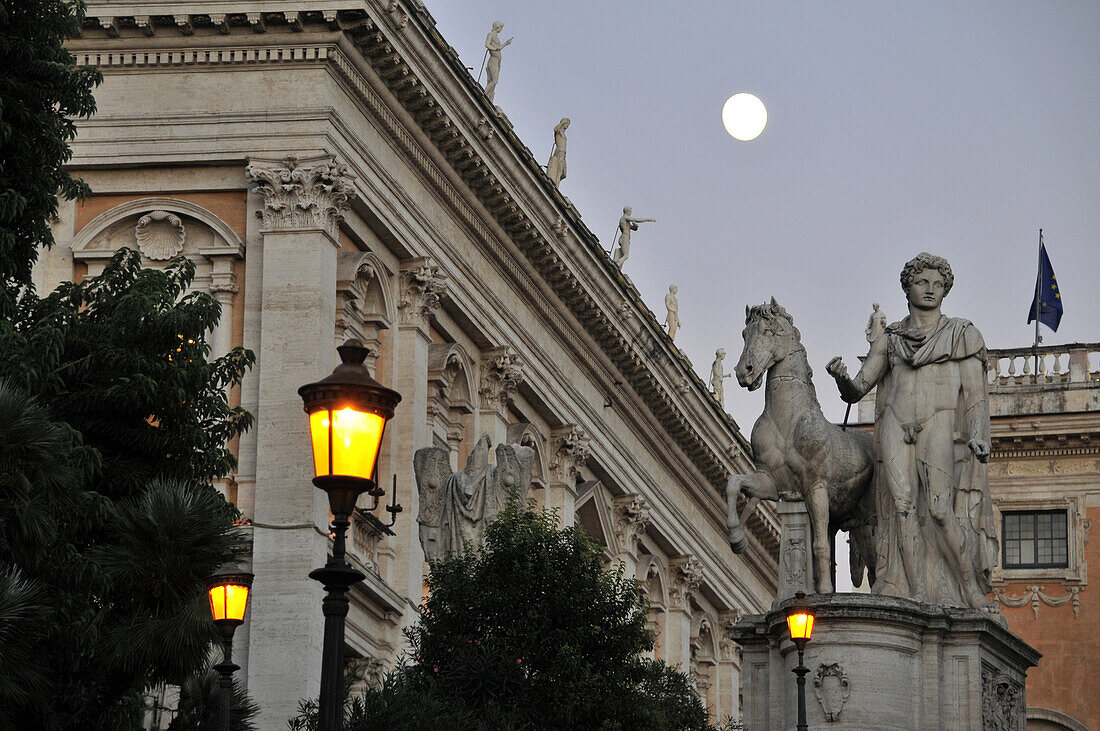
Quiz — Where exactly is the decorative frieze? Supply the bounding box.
[612,494,651,557]
[981,666,1023,731]
[669,556,703,610]
[992,585,1083,619]
[479,347,523,414]
[246,154,354,238]
[397,258,446,329]
[548,424,590,485]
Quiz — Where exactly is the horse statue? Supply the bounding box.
[725,298,877,593]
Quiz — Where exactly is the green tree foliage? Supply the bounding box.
[0,0,100,311]
[0,250,255,729]
[291,505,715,731]
[167,658,260,731]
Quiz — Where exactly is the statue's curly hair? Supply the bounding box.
[900,252,954,296]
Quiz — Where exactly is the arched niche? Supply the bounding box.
[70,197,245,356]
[336,250,394,375]
[506,422,548,489]
[426,342,476,467]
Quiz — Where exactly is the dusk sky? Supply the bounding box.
[430,1,1100,435]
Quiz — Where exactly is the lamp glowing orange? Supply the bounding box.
[309,406,386,481]
[787,610,814,642]
[208,582,250,623]
[206,562,254,637]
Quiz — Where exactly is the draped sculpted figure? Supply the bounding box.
[415,433,534,562]
[827,253,996,609]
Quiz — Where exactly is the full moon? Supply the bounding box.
[722,93,768,141]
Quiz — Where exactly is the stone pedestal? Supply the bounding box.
[731,593,1040,731]
[776,500,815,607]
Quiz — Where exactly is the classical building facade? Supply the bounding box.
[46,2,781,727]
[857,343,1100,731]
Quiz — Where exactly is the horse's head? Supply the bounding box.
[736,297,802,391]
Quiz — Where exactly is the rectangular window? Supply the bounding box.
[1002,510,1068,569]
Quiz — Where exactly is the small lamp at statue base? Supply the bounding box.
[786,590,815,731]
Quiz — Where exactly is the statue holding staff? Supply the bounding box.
[546,118,570,186]
[483,21,513,103]
[826,253,996,609]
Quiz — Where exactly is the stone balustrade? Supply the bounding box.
[987,342,1100,388]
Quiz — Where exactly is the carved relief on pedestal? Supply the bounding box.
[134,210,186,260]
[669,556,703,610]
[397,257,447,330]
[783,536,808,589]
[548,424,591,486]
[813,663,851,722]
[981,666,1022,731]
[246,154,355,237]
[613,494,651,558]
[479,347,524,415]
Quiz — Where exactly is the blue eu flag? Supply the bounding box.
[1027,241,1062,332]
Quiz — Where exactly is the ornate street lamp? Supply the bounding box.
[299,339,401,731]
[786,590,815,731]
[207,561,254,731]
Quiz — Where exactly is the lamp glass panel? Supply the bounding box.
[309,409,332,477]
[331,407,385,480]
[208,584,250,622]
[787,611,814,640]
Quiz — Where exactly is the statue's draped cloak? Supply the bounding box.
[872,316,998,605]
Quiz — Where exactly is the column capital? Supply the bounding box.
[669,555,703,610]
[397,257,447,332]
[548,423,590,485]
[613,494,651,557]
[246,154,355,238]
[478,346,524,415]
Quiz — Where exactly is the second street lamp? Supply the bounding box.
[786,590,815,731]
[299,339,402,731]
[207,561,254,731]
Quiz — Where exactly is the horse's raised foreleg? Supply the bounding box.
[807,481,834,593]
[725,471,778,554]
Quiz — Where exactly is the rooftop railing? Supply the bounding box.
[987,343,1100,389]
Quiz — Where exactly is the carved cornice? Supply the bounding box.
[669,556,703,610]
[478,346,523,414]
[613,494,651,557]
[548,424,590,485]
[246,154,354,237]
[396,257,446,330]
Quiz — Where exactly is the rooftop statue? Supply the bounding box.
[710,348,731,408]
[612,206,655,269]
[483,21,513,103]
[414,433,534,562]
[724,299,877,593]
[664,284,680,341]
[827,253,996,609]
[865,302,887,343]
[546,118,570,186]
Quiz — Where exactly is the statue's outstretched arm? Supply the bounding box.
[829,336,888,403]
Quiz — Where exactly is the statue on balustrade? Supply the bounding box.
[414,433,534,562]
[827,253,996,609]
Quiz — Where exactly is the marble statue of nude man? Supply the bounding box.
[826,253,996,609]
[612,206,655,268]
[483,21,513,103]
[664,284,680,340]
[546,118,570,186]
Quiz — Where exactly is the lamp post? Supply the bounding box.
[786,590,815,731]
[207,561,254,731]
[299,339,402,731]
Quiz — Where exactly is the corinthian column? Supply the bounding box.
[242,154,355,725]
[391,257,447,601]
[613,494,651,577]
[667,556,703,670]
[547,424,590,527]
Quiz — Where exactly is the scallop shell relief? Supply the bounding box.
[134,210,186,260]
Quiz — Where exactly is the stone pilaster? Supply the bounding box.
[612,494,651,576]
[243,154,355,727]
[668,556,703,669]
[391,258,446,603]
[478,346,523,444]
[547,424,590,527]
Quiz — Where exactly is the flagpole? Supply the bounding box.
[1033,228,1043,375]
